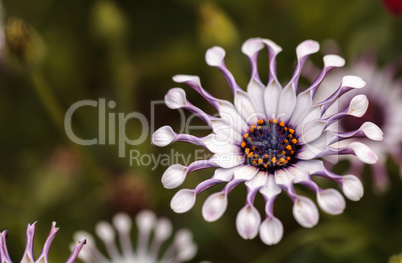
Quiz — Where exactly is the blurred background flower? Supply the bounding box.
[0,0,401,262]
[74,210,198,263]
[0,221,85,262]
[313,54,402,193]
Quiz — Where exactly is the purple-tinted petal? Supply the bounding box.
[173,74,219,109]
[342,175,364,201]
[317,189,346,215]
[206,46,240,95]
[171,189,196,213]
[319,76,366,114]
[66,240,87,263]
[259,217,283,245]
[241,38,264,82]
[236,205,261,240]
[217,100,248,132]
[152,126,177,147]
[234,89,260,124]
[306,54,345,98]
[212,166,237,182]
[202,192,228,222]
[36,221,60,263]
[287,40,320,93]
[21,222,36,263]
[164,88,215,127]
[261,39,282,84]
[247,80,267,119]
[260,174,282,200]
[245,171,267,204]
[211,152,244,169]
[330,121,383,144]
[292,197,319,228]
[162,164,188,189]
[277,84,296,122]
[162,160,218,189]
[342,142,378,164]
[289,91,313,128]
[0,231,12,263]
[264,81,282,119]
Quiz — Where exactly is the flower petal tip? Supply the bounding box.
[292,197,319,228]
[296,40,320,58]
[165,88,187,109]
[342,75,366,89]
[317,189,346,215]
[259,217,284,245]
[202,192,228,222]
[205,46,226,66]
[342,175,364,201]
[241,38,264,57]
[171,189,196,213]
[162,164,188,189]
[152,126,176,147]
[323,54,345,68]
[236,205,261,240]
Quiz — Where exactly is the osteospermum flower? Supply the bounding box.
[315,55,402,192]
[0,221,86,263]
[73,210,197,263]
[152,38,383,245]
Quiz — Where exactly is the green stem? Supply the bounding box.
[29,70,106,184]
[30,70,65,133]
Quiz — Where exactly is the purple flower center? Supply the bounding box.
[240,119,300,173]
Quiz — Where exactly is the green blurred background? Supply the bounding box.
[0,0,401,262]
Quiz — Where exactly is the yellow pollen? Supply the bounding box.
[285,160,289,164]
[241,142,246,148]
[292,139,297,144]
[289,128,294,134]
[291,150,294,154]
[258,158,263,164]
[257,126,261,129]
[273,119,278,124]
[249,128,254,133]
[284,127,288,131]
[281,151,286,155]
[264,154,269,159]
[279,122,285,127]
[253,160,257,164]
[284,139,288,144]
[279,157,285,163]
[254,154,259,158]
[251,124,256,129]
[288,134,293,138]
[258,119,264,125]
[252,146,256,150]
[263,164,268,168]
[245,148,250,154]
[243,133,249,138]
[248,152,254,158]
[271,157,277,163]
[286,145,292,150]
[286,156,291,160]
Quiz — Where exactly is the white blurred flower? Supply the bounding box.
[73,210,198,263]
[315,55,402,192]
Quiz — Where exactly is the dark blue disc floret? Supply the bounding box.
[240,118,300,173]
